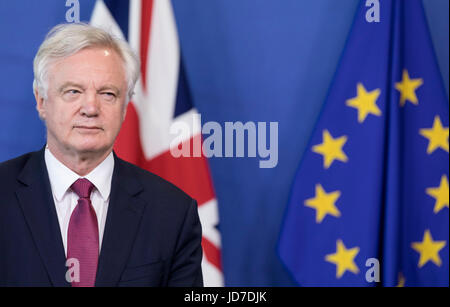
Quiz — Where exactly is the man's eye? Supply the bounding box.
[66,89,81,95]
[101,92,117,101]
[102,92,116,97]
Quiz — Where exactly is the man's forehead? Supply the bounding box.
[50,47,124,70]
[47,48,126,82]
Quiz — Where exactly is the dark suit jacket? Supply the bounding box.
[0,147,203,287]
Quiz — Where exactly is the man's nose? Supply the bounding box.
[80,91,100,117]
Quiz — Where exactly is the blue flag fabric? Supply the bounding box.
[278,0,449,286]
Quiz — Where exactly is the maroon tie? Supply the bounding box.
[67,178,99,287]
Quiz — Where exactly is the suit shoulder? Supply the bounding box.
[117,157,194,204]
[0,152,34,176]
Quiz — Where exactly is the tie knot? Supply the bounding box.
[71,178,95,198]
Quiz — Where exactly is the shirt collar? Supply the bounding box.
[44,147,114,201]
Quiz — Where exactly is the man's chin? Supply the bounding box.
[71,143,112,156]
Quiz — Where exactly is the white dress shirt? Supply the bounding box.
[44,147,114,256]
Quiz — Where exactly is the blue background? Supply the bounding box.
[0,0,448,286]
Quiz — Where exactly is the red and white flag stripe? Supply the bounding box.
[91,0,223,286]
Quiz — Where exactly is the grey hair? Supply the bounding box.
[33,23,140,101]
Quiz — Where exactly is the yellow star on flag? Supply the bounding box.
[419,116,449,154]
[304,184,341,223]
[396,273,405,287]
[411,230,446,268]
[346,83,382,123]
[312,130,348,169]
[395,69,423,106]
[426,175,449,214]
[325,239,360,279]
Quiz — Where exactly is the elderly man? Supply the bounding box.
[0,23,203,287]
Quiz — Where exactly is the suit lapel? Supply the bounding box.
[95,155,147,286]
[15,147,69,287]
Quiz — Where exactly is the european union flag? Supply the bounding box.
[278,0,448,286]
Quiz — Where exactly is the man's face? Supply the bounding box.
[36,47,128,157]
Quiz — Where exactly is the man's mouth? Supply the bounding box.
[73,125,103,131]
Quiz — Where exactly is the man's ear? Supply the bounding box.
[35,89,46,120]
